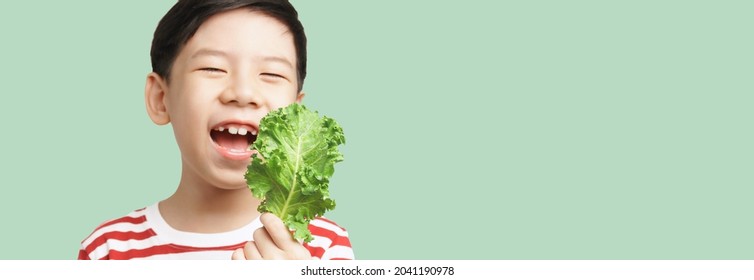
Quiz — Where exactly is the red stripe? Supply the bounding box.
[107,241,248,260]
[303,243,353,260]
[305,246,325,258]
[169,241,248,252]
[84,229,157,253]
[308,224,352,248]
[78,249,90,260]
[95,215,147,231]
[81,215,148,243]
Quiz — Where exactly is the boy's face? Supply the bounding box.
[146,9,303,189]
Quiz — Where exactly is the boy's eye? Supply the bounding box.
[199,67,226,73]
[261,73,285,79]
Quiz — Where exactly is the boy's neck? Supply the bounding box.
[158,172,261,234]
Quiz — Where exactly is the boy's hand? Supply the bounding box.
[231,213,313,260]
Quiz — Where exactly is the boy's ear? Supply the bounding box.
[296,91,305,103]
[144,72,171,125]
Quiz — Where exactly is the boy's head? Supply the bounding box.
[144,0,308,189]
[151,0,307,91]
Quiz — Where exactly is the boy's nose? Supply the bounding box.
[220,78,261,108]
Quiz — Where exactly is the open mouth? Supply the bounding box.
[210,123,258,158]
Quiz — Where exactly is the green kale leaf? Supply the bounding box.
[245,103,345,243]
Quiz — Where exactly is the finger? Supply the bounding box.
[260,213,298,250]
[231,248,246,260]
[243,241,263,260]
[253,227,283,259]
[259,214,313,259]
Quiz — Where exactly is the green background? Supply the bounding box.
[0,0,752,259]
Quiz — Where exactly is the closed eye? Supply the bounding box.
[261,73,285,79]
[199,67,227,73]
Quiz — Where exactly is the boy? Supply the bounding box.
[78,0,353,260]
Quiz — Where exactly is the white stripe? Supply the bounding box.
[81,219,151,248]
[88,245,108,260]
[309,219,349,237]
[307,235,333,250]
[88,235,167,260]
[320,245,354,260]
[133,250,233,260]
[127,209,147,217]
[94,235,165,255]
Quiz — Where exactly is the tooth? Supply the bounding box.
[218,126,225,132]
[251,130,257,136]
[228,127,238,134]
[238,128,248,135]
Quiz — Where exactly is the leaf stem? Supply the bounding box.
[280,136,303,218]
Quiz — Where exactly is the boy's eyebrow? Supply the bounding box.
[261,56,294,69]
[191,48,228,59]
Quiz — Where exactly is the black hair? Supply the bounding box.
[150,0,307,91]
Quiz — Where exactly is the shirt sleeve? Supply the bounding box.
[320,233,354,260]
[304,218,355,260]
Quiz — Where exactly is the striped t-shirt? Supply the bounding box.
[78,204,354,260]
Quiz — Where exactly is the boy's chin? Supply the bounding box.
[213,179,250,191]
[207,167,251,190]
